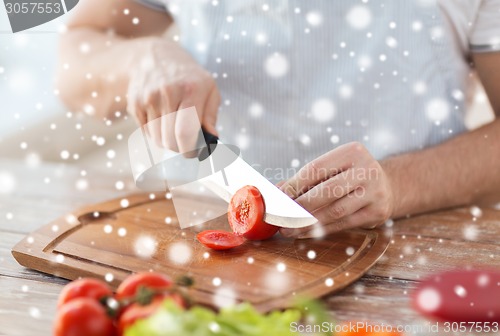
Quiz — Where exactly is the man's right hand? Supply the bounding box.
[127,39,221,153]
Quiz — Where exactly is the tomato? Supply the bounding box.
[413,269,500,322]
[54,298,116,336]
[117,295,185,335]
[115,272,173,300]
[228,185,279,240]
[57,278,112,308]
[196,230,245,250]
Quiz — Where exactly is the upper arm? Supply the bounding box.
[473,52,500,116]
[66,0,172,38]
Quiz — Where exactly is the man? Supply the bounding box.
[57,0,500,237]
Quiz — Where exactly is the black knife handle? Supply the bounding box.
[198,128,218,160]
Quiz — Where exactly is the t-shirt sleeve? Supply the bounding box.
[133,0,167,12]
[470,0,500,52]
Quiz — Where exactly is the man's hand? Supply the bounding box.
[127,40,220,153]
[279,142,395,238]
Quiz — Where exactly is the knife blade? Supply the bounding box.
[198,130,317,229]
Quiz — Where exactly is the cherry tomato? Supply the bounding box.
[228,185,279,240]
[57,278,112,308]
[196,230,245,250]
[54,298,116,336]
[115,272,173,300]
[117,294,185,335]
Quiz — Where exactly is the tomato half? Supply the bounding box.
[57,278,112,308]
[115,272,173,301]
[54,298,116,336]
[228,185,279,240]
[196,230,245,250]
[117,295,185,335]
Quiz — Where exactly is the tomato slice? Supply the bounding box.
[228,185,279,240]
[196,230,245,250]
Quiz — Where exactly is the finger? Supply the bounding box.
[280,188,368,238]
[202,85,220,136]
[160,87,181,152]
[176,82,209,154]
[145,105,163,148]
[294,169,363,212]
[284,207,376,239]
[279,142,367,199]
[312,187,370,224]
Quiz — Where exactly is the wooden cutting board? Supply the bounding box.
[12,192,390,312]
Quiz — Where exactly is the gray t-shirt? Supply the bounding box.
[134,0,495,181]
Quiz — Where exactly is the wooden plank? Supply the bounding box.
[369,234,500,280]
[0,276,60,336]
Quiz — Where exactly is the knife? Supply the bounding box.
[198,129,317,229]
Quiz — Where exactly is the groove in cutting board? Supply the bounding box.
[12,192,390,312]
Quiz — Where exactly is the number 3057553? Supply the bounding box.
[5,2,62,14]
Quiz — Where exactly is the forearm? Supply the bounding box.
[383,119,500,218]
[56,28,158,119]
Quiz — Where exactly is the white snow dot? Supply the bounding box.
[412,21,423,31]
[212,277,222,286]
[104,225,113,234]
[106,150,116,159]
[386,37,398,48]
[299,134,311,146]
[330,135,340,144]
[470,206,482,218]
[29,307,41,319]
[379,54,387,62]
[255,32,268,45]
[339,85,353,99]
[55,254,65,263]
[247,257,254,264]
[306,11,323,27]
[264,53,289,78]
[417,287,441,312]
[134,235,157,258]
[79,43,90,54]
[0,67,4,74]
[115,181,125,190]
[325,278,334,287]
[413,81,427,95]
[454,285,467,298]
[118,228,127,237]
[346,5,372,30]
[0,172,16,194]
[463,225,478,241]
[132,17,140,25]
[426,98,450,121]
[120,199,129,208]
[60,150,70,160]
[276,262,286,272]
[248,103,264,118]
[203,252,210,259]
[346,247,355,256]
[96,137,106,146]
[291,159,300,168]
[226,16,233,23]
[307,250,316,260]
[105,273,114,282]
[477,274,490,287]
[312,98,336,123]
[75,179,88,191]
[168,242,192,265]
[213,287,236,308]
[165,216,172,224]
[123,8,129,15]
[22,285,29,292]
[389,22,397,29]
[235,133,250,150]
